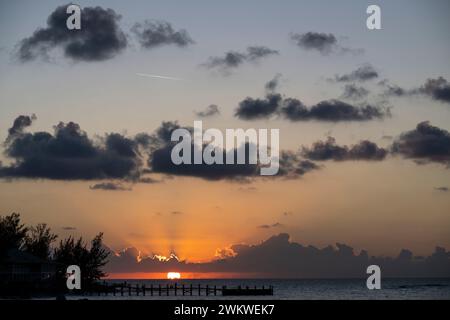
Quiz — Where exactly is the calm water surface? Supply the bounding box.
[67,278,450,300]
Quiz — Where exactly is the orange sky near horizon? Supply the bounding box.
[106,272,263,280]
[1,156,449,262]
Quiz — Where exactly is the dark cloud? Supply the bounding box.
[341,84,369,100]
[154,121,189,145]
[143,122,257,181]
[9,120,246,182]
[296,160,321,176]
[3,114,397,184]
[290,32,336,54]
[89,182,131,191]
[17,5,127,62]
[105,233,450,278]
[391,121,450,166]
[146,122,318,181]
[383,83,407,97]
[235,94,282,120]
[0,116,144,180]
[420,77,450,103]
[246,46,279,61]
[131,20,194,49]
[258,222,283,229]
[334,64,378,82]
[204,51,246,69]
[347,140,388,160]
[301,137,387,161]
[277,151,321,178]
[277,98,307,120]
[0,116,322,183]
[434,186,448,192]
[290,32,363,56]
[302,137,347,161]
[203,46,278,72]
[149,143,259,181]
[280,99,389,122]
[195,104,220,118]
[7,114,36,137]
[378,79,408,97]
[381,77,450,104]
[264,74,282,92]
[235,79,389,122]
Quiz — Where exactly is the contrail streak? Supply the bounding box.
[136,73,183,81]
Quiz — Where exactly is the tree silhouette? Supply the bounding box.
[53,233,109,288]
[23,223,58,259]
[0,213,28,257]
[1,213,109,291]
[86,233,109,282]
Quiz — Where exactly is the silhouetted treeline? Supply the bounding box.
[0,213,109,292]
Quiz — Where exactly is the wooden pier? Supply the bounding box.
[85,282,274,297]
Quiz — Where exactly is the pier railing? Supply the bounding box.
[84,282,274,297]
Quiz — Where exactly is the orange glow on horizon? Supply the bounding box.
[106,272,265,280]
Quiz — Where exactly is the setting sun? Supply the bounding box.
[167,272,181,280]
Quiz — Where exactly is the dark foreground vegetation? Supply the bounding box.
[0,213,109,298]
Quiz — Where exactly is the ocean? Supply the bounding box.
[67,278,450,300]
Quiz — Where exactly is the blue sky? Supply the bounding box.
[1,0,449,142]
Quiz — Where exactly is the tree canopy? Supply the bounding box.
[0,212,109,288]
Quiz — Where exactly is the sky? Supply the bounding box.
[0,0,450,277]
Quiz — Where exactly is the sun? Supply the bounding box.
[167,272,181,280]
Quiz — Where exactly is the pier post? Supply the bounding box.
[206,285,209,296]
[166,283,169,296]
[142,284,146,296]
[182,284,185,296]
[158,284,161,296]
[198,284,201,296]
[174,283,177,296]
[190,284,193,296]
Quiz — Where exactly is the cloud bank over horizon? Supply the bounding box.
[105,233,450,278]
